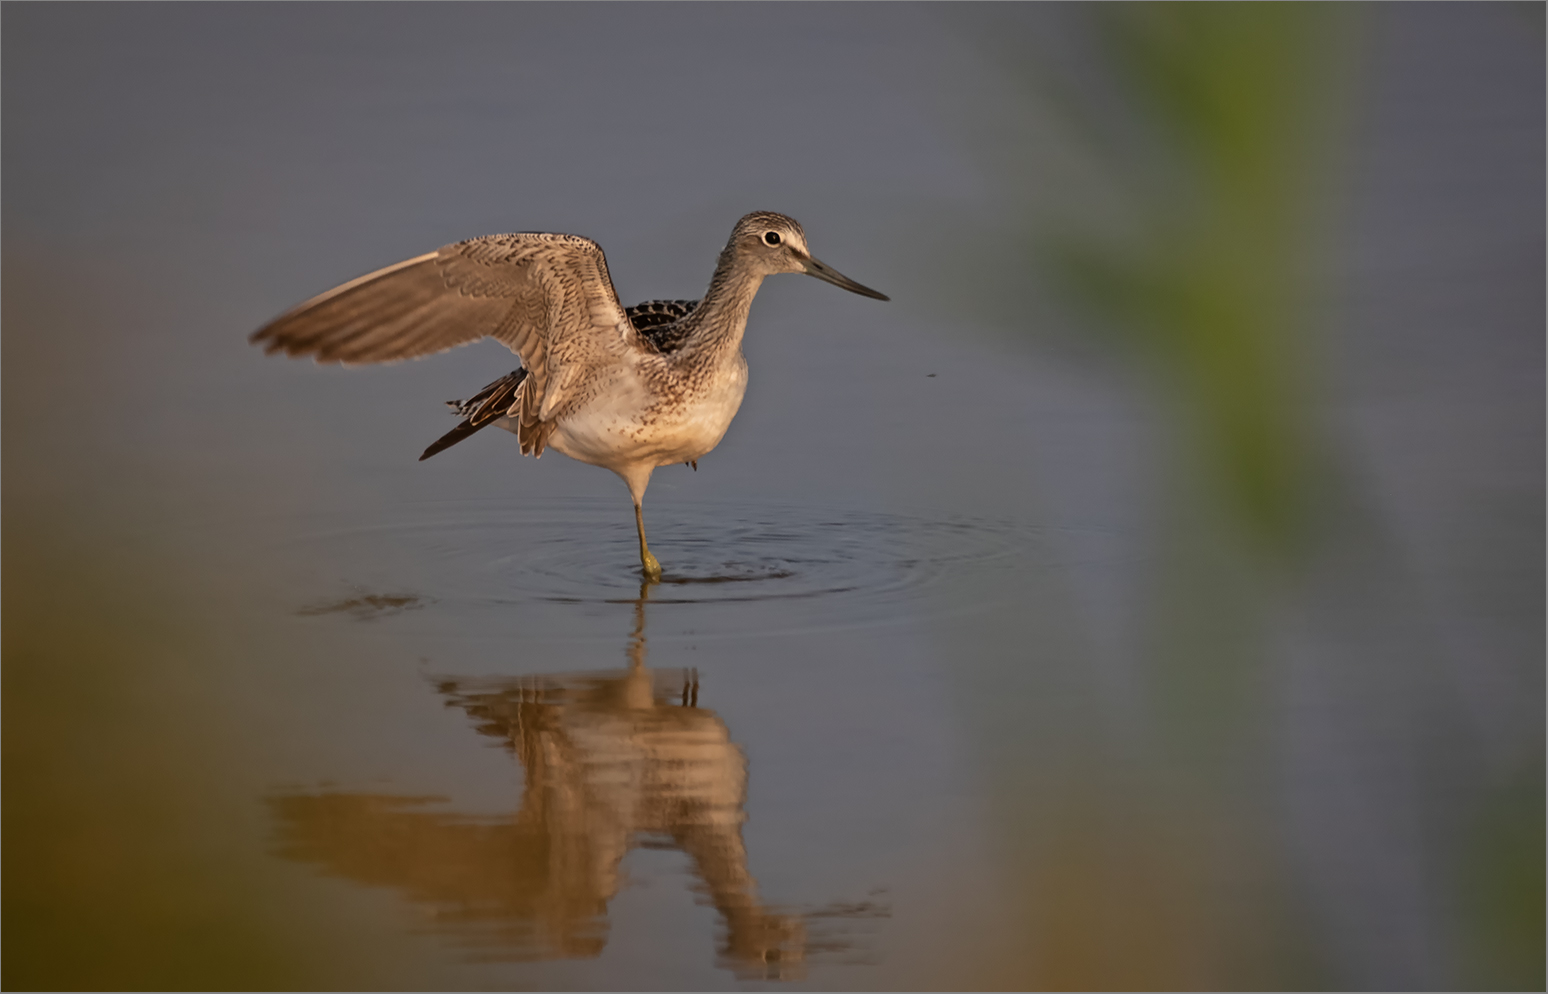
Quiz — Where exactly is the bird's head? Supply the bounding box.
[729,212,889,300]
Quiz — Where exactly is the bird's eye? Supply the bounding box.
[763,231,782,246]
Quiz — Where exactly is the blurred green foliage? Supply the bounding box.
[1041,3,1350,560]
[1459,758,1548,990]
[951,6,1544,990]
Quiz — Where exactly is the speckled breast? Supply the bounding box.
[550,357,748,471]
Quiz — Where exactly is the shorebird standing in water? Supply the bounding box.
[251,212,888,579]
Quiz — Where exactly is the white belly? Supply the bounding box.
[546,358,748,471]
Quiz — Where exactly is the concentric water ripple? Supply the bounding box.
[280,496,1122,634]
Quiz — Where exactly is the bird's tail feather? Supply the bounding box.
[419,368,527,461]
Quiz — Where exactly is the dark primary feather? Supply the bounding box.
[420,368,528,461]
[419,300,696,461]
[447,368,527,420]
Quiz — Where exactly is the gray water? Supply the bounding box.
[4,5,1542,990]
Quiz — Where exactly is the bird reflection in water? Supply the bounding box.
[270,584,880,980]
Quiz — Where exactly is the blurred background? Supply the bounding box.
[4,4,1541,990]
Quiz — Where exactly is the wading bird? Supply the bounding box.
[251,212,888,579]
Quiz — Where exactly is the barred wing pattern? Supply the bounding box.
[417,297,706,461]
[250,234,640,445]
[627,298,700,353]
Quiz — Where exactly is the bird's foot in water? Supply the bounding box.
[641,550,663,583]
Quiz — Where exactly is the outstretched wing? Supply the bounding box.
[250,233,639,421]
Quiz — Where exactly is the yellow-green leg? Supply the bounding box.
[634,501,662,581]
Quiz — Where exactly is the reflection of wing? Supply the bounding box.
[269,668,827,977]
[250,234,641,424]
[270,791,610,959]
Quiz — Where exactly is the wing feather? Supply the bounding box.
[418,368,529,462]
[626,298,701,353]
[250,233,639,421]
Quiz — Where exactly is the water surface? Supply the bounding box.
[4,4,1541,990]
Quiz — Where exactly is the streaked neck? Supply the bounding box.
[682,248,764,355]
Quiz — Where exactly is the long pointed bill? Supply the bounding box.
[802,255,890,300]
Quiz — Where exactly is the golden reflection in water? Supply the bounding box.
[270,585,877,980]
